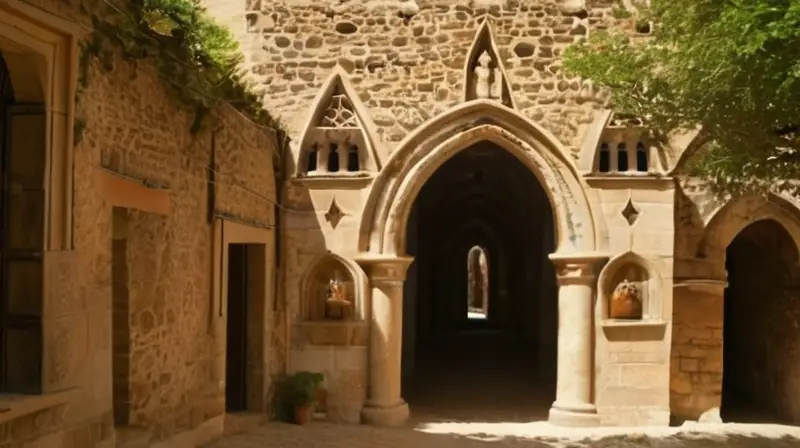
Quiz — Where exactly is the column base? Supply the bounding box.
[361,401,410,427]
[548,404,600,427]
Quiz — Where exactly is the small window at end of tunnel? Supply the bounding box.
[467,246,489,320]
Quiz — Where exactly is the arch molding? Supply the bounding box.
[358,100,600,256]
[698,193,800,259]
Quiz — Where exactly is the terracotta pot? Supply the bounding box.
[315,387,328,412]
[294,405,313,425]
[609,280,643,319]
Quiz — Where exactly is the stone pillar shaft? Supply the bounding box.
[548,253,606,427]
[358,255,413,427]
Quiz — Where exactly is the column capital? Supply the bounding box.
[549,252,608,285]
[355,254,414,283]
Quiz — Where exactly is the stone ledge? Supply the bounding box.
[601,319,668,341]
[291,173,374,190]
[601,319,668,328]
[584,175,674,190]
[0,389,73,425]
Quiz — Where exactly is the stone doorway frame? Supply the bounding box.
[211,218,276,415]
[356,100,607,427]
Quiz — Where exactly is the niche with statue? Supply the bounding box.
[305,261,356,321]
[299,254,368,346]
[599,252,661,322]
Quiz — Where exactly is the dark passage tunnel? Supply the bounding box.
[722,219,800,424]
[401,141,558,421]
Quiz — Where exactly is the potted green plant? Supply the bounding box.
[279,371,324,425]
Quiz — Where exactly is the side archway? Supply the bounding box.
[358,99,600,256]
[697,194,800,261]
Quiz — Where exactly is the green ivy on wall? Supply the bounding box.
[78,0,282,135]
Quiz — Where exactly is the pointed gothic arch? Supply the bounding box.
[358,100,600,256]
[293,65,384,179]
[698,193,800,260]
[462,19,516,108]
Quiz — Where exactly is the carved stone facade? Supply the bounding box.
[199,0,800,430]
[11,2,800,447]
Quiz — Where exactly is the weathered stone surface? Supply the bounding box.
[1,0,284,446]
[8,0,800,441]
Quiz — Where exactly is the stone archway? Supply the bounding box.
[356,100,606,427]
[359,101,600,255]
[671,194,800,422]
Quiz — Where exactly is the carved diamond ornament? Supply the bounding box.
[621,198,641,226]
[325,198,346,229]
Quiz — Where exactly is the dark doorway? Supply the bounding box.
[226,243,250,412]
[721,219,800,423]
[402,142,557,422]
[111,208,131,427]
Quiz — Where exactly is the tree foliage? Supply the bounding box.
[81,0,282,134]
[564,0,800,196]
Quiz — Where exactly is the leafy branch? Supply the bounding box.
[563,0,800,198]
[79,0,283,134]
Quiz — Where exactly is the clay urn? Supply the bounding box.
[609,279,643,319]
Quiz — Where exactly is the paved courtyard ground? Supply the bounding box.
[207,330,800,447]
[206,420,800,448]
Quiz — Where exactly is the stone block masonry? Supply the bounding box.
[229,0,629,152]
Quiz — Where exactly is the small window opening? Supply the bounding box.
[617,143,629,172]
[466,246,489,320]
[346,145,360,172]
[598,143,611,172]
[327,143,340,172]
[635,142,648,172]
[307,144,318,172]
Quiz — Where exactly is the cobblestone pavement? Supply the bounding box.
[206,421,800,448]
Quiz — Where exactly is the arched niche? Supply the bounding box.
[597,251,663,322]
[301,253,368,322]
[462,19,516,108]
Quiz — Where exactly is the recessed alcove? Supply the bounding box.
[597,252,665,334]
[597,252,667,344]
[297,253,368,347]
[462,20,516,107]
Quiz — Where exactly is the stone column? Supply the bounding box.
[548,253,606,427]
[317,139,330,173]
[357,255,414,427]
